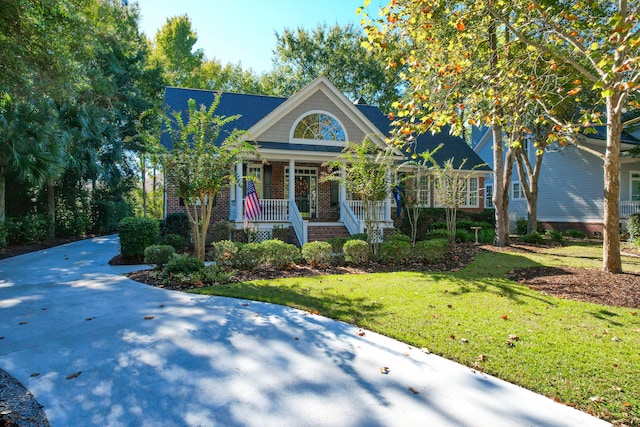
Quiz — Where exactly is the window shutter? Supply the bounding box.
[330,180,339,206]
[263,165,272,199]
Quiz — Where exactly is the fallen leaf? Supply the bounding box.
[456,21,465,31]
[611,336,621,342]
[357,330,366,337]
[85,317,95,321]
[66,371,82,380]
[447,304,453,309]
[254,313,260,317]
[313,310,319,315]
[159,304,165,308]
[508,334,520,341]
[144,315,154,320]
[421,347,430,354]
[506,339,515,347]
[623,401,632,407]
[408,386,420,394]
[380,366,390,374]
[30,373,39,377]
[450,335,455,340]
[241,303,249,307]
[402,352,410,357]
[476,354,486,362]
[461,338,469,344]
[19,322,28,325]
[501,315,508,320]
[589,396,605,403]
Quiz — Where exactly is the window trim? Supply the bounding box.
[630,171,640,201]
[433,175,480,208]
[485,184,494,209]
[290,110,348,147]
[512,182,525,200]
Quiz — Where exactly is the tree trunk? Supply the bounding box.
[141,155,147,217]
[0,160,5,224]
[602,95,623,273]
[492,125,510,246]
[47,180,55,239]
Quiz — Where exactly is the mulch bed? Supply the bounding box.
[0,236,93,260]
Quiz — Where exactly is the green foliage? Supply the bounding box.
[626,213,640,241]
[55,196,91,238]
[144,245,175,268]
[343,239,371,264]
[234,242,264,270]
[209,220,233,242]
[267,23,401,110]
[565,229,586,239]
[118,216,159,260]
[93,200,134,234]
[260,239,300,268]
[378,239,412,263]
[164,253,204,275]
[301,241,333,268]
[209,240,238,266]
[327,234,368,254]
[477,228,495,244]
[414,239,449,263]
[199,264,236,285]
[271,225,290,242]
[161,213,191,239]
[159,233,185,252]
[545,229,564,243]
[520,232,545,245]
[516,218,528,235]
[386,232,411,243]
[425,229,452,241]
[455,229,474,243]
[0,221,8,247]
[5,214,50,245]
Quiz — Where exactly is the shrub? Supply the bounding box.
[160,233,185,252]
[261,239,300,268]
[272,225,290,242]
[234,242,264,270]
[424,229,451,241]
[301,241,333,267]
[516,218,528,235]
[545,229,564,243]
[327,234,367,253]
[92,200,133,234]
[455,229,474,243]
[378,239,412,263]
[209,220,233,242]
[144,245,175,268]
[520,231,545,245]
[627,213,640,241]
[200,265,235,284]
[343,239,370,264]
[164,253,204,275]
[161,213,190,239]
[55,199,91,237]
[0,221,7,247]
[477,228,495,244]
[386,232,411,242]
[209,240,238,266]
[414,239,449,263]
[118,216,159,260]
[565,229,586,239]
[5,214,50,245]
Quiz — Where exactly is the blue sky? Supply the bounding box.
[134,0,386,74]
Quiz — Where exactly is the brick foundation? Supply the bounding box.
[538,221,604,237]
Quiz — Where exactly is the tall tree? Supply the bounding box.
[149,15,204,87]
[479,0,640,273]
[267,23,402,109]
[164,95,259,261]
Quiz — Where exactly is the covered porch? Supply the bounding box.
[229,159,394,246]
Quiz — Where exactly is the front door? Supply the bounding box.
[286,167,317,219]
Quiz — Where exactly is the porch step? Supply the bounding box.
[307,222,350,242]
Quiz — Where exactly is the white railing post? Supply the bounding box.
[235,162,243,222]
[289,199,307,246]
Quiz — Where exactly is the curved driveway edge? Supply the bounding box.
[0,236,610,426]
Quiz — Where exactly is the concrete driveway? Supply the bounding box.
[0,236,610,426]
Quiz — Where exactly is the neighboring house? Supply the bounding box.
[473,126,640,235]
[162,76,489,246]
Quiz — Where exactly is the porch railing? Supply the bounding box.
[340,200,362,235]
[620,201,640,219]
[243,199,289,222]
[289,200,307,246]
[346,200,386,222]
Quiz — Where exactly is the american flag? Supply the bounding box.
[245,179,262,220]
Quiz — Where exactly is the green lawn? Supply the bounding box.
[195,242,640,425]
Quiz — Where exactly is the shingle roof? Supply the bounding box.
[162,87,490,171]
[588,125,640,145]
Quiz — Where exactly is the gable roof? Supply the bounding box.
[162,82,490,171]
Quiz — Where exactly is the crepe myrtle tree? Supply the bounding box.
[324,138,396,256]
[164,94,259,261]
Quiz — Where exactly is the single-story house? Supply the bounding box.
[473,125,640,234]
[162,76,490,245]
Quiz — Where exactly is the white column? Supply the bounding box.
[288,159,295,203]
[235,162,243,222]
[339,165,346,203]
[385,171,392,222]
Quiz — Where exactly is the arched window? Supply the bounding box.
[292,112,346,141]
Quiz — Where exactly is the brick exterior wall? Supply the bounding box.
[307,225,349,242]
[539,221,603,236]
